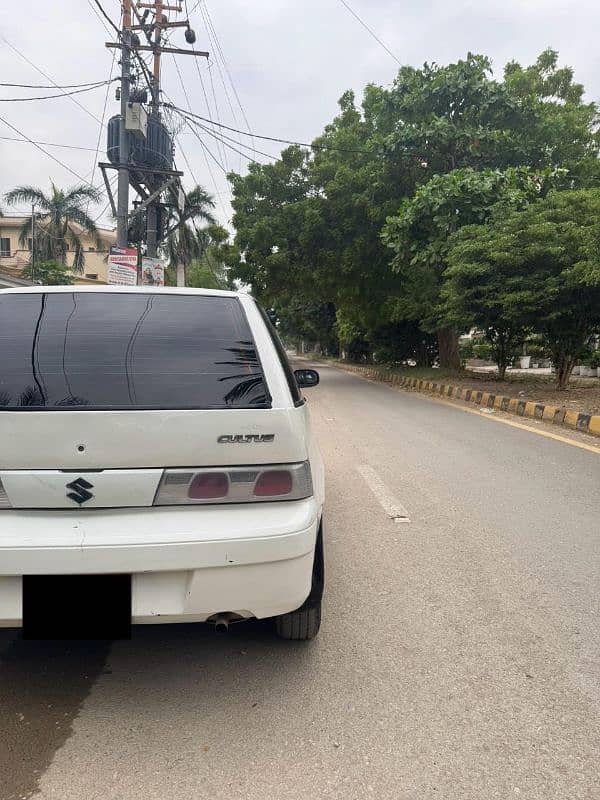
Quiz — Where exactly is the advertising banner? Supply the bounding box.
[107,246,138,285]
[141,256,165,287]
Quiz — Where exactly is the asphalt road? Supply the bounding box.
[2,361,600,800]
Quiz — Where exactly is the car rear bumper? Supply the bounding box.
[0,500,320,626]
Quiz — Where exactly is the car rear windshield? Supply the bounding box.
[0,292,270,410]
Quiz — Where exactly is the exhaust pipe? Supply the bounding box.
[214,616,229,634]
[207,611,245,632]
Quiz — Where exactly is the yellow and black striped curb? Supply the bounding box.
[333,362,600,438]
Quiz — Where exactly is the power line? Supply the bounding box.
[88,51,118,212]
[1,37,104,124]
[0,78,117,89]
[166,104,375,155]
[170,59,229,220]
[0,79,118,102]
[0,135,98,151]
[196,2,244,170]
[91,0,122,36]
[183,118,228,174]
[0,113,104,188]
[201,2,256,151]
[336,0,401,66]
[180,5,229,171]
[192,118,277,162]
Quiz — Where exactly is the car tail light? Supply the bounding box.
[254,470,293,497]
[188,472,229,499]
[0,477,11,509]
[154,462,312,506]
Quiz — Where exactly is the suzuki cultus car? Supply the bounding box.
[0,287,324,640]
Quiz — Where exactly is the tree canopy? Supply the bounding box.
[227,49,600,383]
[444,189,600,388]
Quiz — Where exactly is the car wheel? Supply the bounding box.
[275,518,324,640]
[274,600,321,640]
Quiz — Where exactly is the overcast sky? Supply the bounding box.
[1,0,599,230]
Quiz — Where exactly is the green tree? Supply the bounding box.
[21,259,74,285]
[4,183,102,272]
[385,49,598,180]
[444,189,600,389]
[382,167,559,368]
[163,185,216,286]
[229,50,599,367]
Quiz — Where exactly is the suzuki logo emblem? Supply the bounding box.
[66,477,94,505]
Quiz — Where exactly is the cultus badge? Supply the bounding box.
[217,434,275,443]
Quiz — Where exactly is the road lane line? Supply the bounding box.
[357,465,411,522]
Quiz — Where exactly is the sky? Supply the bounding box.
[1,0,599,231]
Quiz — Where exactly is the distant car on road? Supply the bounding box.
[0,286,324,640]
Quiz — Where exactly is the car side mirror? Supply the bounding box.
[294,368,320,388]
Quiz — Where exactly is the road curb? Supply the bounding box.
[326,361,600,439]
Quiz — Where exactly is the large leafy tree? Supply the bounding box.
[229,50,599,366]
[382,167,560,368]
[444,189,600,389]
[381,49,598,368]
[163,185,216,286]
[4,183,102,272]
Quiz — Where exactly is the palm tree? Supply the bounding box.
[163,185,216,286]
[4,183,102,273]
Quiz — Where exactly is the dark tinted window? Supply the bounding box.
[256,304,303,405]
[0,292,270,410]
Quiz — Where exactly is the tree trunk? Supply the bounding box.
[437,327,460,370]
[555,355,575,390]
[176,262,185,287]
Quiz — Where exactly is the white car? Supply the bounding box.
[0,286,324,640]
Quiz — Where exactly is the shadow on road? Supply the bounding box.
[0,619,321,799]
[0,631,111,800]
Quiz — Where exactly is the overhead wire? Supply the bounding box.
[0,37,104,123]
[0,78,118,89]
[200,2,256,153]
[0,113,100,186]
[166,104,379,156]
[335,0,401,66]
[90,0,122,36]
[88,58,117,213]
[169,58,229,220]
[196,2,244,170]
[0,135,98,151]
[0,79,118,102]
[179,5,229,171]
[188,117,277,162]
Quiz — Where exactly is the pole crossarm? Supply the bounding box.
[98,162,184,178]
[106,43,208,57]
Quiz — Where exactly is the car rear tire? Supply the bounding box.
[274,600,321,640]
[274,518,324,641]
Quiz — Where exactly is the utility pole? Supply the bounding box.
[105,1,208,282]
[116,0,132,248]
[30,203,35,283]
[145,0,163,261]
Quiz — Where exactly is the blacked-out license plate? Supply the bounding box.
[22,574,132,640]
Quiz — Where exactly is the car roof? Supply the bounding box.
[0,285,244,299]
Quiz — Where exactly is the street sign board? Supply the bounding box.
[141,256,165,287]
[107,246,138,285]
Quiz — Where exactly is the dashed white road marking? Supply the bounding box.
[356,465,411,523]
